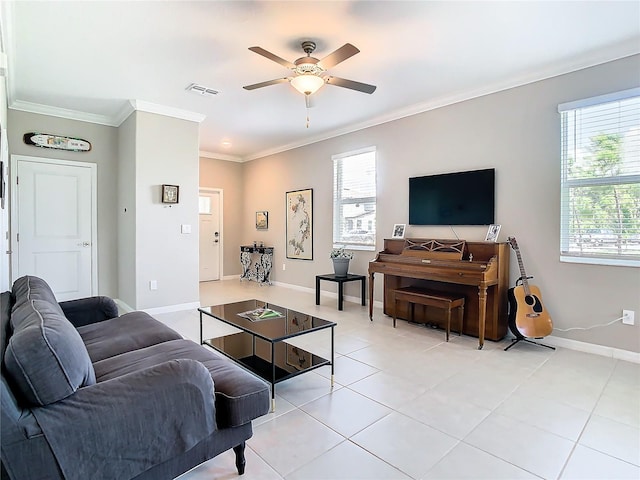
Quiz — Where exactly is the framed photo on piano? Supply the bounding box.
[392,224,406,239]
[485,224,501,242]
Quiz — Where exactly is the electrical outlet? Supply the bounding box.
[622,310,635,325]
[282,263,286,271]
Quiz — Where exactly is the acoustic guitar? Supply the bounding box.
[507,237,553,339]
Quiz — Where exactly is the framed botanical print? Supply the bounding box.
[286,188,313,260]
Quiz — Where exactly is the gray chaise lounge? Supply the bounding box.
[1,276,270,480]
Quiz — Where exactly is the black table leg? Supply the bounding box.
[316,277,321,305]
[360,277,366,306]
[338,281,344,311]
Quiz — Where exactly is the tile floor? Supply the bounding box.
[158,280,640,480]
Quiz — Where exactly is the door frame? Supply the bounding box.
[10,154,98,293]
[198,187,223,281]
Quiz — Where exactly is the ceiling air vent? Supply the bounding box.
[186,83,219,96]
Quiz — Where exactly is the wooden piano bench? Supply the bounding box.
[392,287,465,342]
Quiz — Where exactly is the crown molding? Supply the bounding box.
[8,98,207,128]
[129,100,205,123]
[9,99,122,126]
[199,150,243,162]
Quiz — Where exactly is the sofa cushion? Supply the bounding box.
[11,276,65,324]
[94,339,270,428]
[4,299,96,406]
[1,291,13,357]
[77,311,183,362]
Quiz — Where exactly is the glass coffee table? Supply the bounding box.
[199,299,335,411]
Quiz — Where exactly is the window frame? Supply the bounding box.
[332,146,377,251]
[558,87,640,268]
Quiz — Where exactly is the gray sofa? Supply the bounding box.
[1,276,270,480]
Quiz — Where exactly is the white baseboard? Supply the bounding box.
[272,280,379,309]
[114,299,200,315]
[114,299,134,314]
[143,301,201,315]
[545,335,639,363]
[222,274,241,280]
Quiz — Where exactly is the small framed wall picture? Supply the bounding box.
[256,211,268,230]
[392,224,406,239]
[162,184,179,204]
[485,224,501,242]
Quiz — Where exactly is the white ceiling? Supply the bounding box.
[3,1,639,161]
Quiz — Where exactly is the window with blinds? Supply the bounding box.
[333,147,377,250]
[559,88,640,267]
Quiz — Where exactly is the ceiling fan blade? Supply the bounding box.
[317,43,359,70]
[243,78,290,90]
[326,76,377,94]
[248,47,295,69]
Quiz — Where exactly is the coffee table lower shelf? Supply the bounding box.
[203,335,333,411]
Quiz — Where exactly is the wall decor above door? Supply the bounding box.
[23,132,92,152]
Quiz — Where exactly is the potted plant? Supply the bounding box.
[330,247,353,277]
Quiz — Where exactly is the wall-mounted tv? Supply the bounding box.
[409,168,495,225]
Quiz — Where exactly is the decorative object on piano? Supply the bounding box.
[286,188,313,260]
[23,132,91,152]
[402,239,466,261]
[256,211,268,230]
[330,246,353,277]
[485,224,501,242]
[161,184,179,204]
[392,224,406,239]
[504,236,555,352]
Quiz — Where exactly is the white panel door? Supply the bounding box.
[13,156,96,300]
[199,191,221,281]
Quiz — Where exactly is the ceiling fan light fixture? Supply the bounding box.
[290,74,325,95]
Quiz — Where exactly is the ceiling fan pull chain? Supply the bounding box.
[305,94,311,128]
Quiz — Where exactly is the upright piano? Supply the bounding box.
[368,238,510,349]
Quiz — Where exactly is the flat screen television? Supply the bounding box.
[409,168,495,225]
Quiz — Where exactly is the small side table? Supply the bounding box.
[240,245,274,285]
[316,273,366,311]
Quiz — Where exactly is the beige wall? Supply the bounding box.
[117,113,136,307]
[133,111,200,310]
[236,55,640,353]
[7,110,119,297]
[199,157,244,277]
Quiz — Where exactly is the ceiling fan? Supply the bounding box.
[243,41,377,102]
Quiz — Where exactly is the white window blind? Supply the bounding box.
[333,147,376,250]
[559,88,640,267]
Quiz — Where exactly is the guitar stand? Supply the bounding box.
[504,336,555,351]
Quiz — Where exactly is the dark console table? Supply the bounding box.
[240,245,274,285]
[316,273,366,311]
